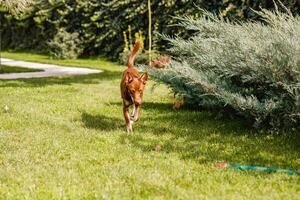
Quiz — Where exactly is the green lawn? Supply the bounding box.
[0,65,42,74]
[0,52,299,199]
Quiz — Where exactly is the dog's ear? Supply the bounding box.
[125,72,133,84]
[139,72,148,84]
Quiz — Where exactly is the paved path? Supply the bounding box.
[0,58,102,79]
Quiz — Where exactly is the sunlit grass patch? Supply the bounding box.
[0,65,43,74]
[0,52,299,199]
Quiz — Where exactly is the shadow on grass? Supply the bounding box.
[81,112,124,131]
[80,100,300,170]
[81,100,300,170]
[0,70,122,88]
[116,102,300,170]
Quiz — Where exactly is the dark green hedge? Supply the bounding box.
[1,0,299,59]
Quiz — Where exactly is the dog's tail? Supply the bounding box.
[128,40,142,68]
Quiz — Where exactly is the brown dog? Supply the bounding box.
[147,55,171,69]
[120,40,148,133]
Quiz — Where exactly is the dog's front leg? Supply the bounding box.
[132,104,141,122]
[123,104,133,133]
[130,105,136,120]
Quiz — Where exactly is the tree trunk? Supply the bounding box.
[0,17,2,73]
[148,0,152,62]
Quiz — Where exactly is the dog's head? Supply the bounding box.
[125,72,148,105]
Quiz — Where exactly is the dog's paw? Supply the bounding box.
[130,115,135,121]
[126,120,134,133]
[127,125,133,133]
[130,115,140,122]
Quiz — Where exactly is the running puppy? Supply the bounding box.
[120,40,148,133]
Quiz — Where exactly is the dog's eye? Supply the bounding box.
[130,89,135,93]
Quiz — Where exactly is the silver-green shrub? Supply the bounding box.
[143,9,300,129]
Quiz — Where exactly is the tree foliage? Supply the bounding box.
[0,0,34,15]
[0,0,299,59]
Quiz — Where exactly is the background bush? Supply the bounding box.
[143,9,300,130]
[0,0,299,59]
[47,28,82,59]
